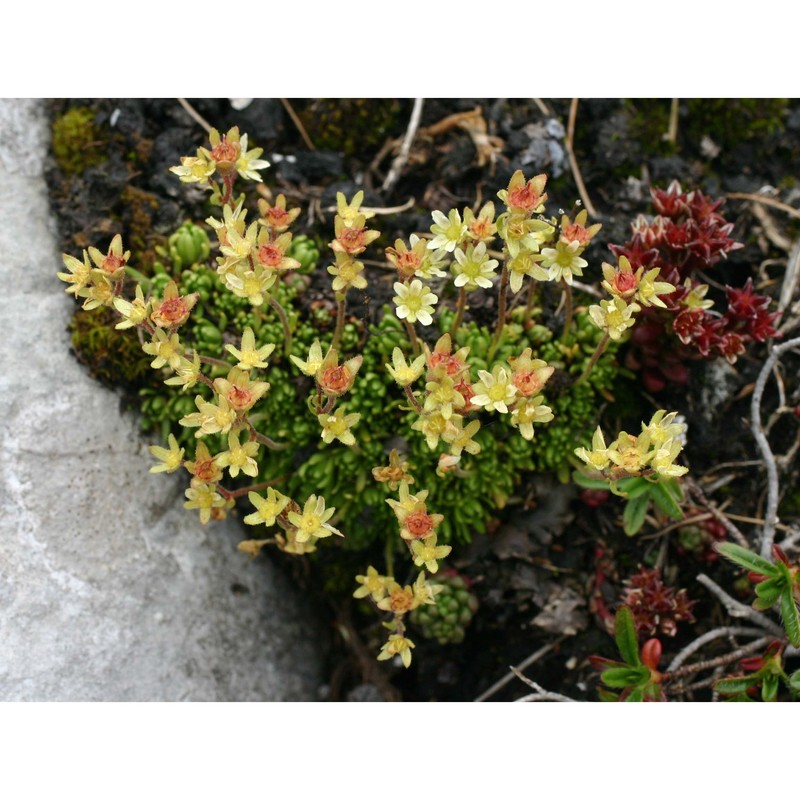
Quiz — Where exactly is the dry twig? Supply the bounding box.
[512,669,577,702]
[696,573,785,637]
[176,98,212,134]
[726,191,800,222]
[666,626,769,672]
[750,335,800,557]
[564,99,599,219]
[382,98,425,194]
[474,637,565,701]
[279,98,315,151]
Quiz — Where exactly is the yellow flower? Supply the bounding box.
[290,339,324,377]
[224,265,276,306]
[353,566,388,602]
[536,240,588,285]
[148,434,184,474]
[510,395,554,441]
[287,495,342,542]
[225,327,275,370]
[497,170,548,215]
[588,297,641,340]
[377,633,415,668]
[184,441,223,484]
[452,242,499,290]
[410,534,452,573]
[442,417,482,457]
[244,487,291,527]
[215,430,260,478]
[142,329,184,370]
[320,409,361,446]
[471,365,517,413]
[234,132,270,182]
[184,483,227,524]
[386,347,426,387]
[57,251,93,296]
[423,376,465,420]
[113,285,150,329]
[393,279,438,326]
[574,427,612,472]
[164,350,203,392]
[327,251,367,292]
[170,155,215,184]
[507,250,545,294]
[213,367,270,413]
[180,395,237,438]
[428,208,467,252]
[150,280,198,329]
[372,449,415,491]
[464,201,497,244]
[258,194,301,233]
[88,234,129,279]
[336,190,375,224]
[255,230,300,271]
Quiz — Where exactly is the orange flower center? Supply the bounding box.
[227,385,255,411]
[266,207,291,228]
[561,223,590,246]
[319,365,351,395]
[512,371,542,397]
[210,139,238,164]
[508,184,540,212]
[470,218,492,238]
[454,380,476,411]
[258,243,283,267]
[101,253,126,274]
[154,297,190,326]
[428,352,462,377]
[405,511,434,539]
[337,227,367,254]
[388,588,415,614]
[613,271,639,295]
[192,459,220,483]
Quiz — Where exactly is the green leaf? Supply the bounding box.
[572,471,610,491]
[616,477,652,499]
[787,669,800,693]
[622,494,650,536]
[762,673,779,702]
[715,675,760,695]
[753,577,783,608]
[615,606,641,666]
[661,477,684,502]
[624,686,646,702]
[780,589,800,648]
[650,480,684,520]
[600,666,648,689]
[715,543,780,577]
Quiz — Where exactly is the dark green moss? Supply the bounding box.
[51,107,107,175]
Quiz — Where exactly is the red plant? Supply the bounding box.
[621,566,695,638]
[610,181,780,392]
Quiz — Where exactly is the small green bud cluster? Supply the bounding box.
[410,572,479,645]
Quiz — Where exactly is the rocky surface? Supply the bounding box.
[0,99,324,701]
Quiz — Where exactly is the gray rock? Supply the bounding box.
[0,99,324,701]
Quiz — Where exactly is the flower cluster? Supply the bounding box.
[611,181,780,391]
[574,410,688,482]
[588,255,675,342]
[620,566,695,638]
[354,461,451,667]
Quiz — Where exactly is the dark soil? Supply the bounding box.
[46,98,800,701]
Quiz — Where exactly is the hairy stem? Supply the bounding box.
[331,293,346,351]
[268,294,293,358]
[560,278,573,341]
[488,261,510,361]
[450,287,467,338]
[576,332,610,384]
[403,319,421,356]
